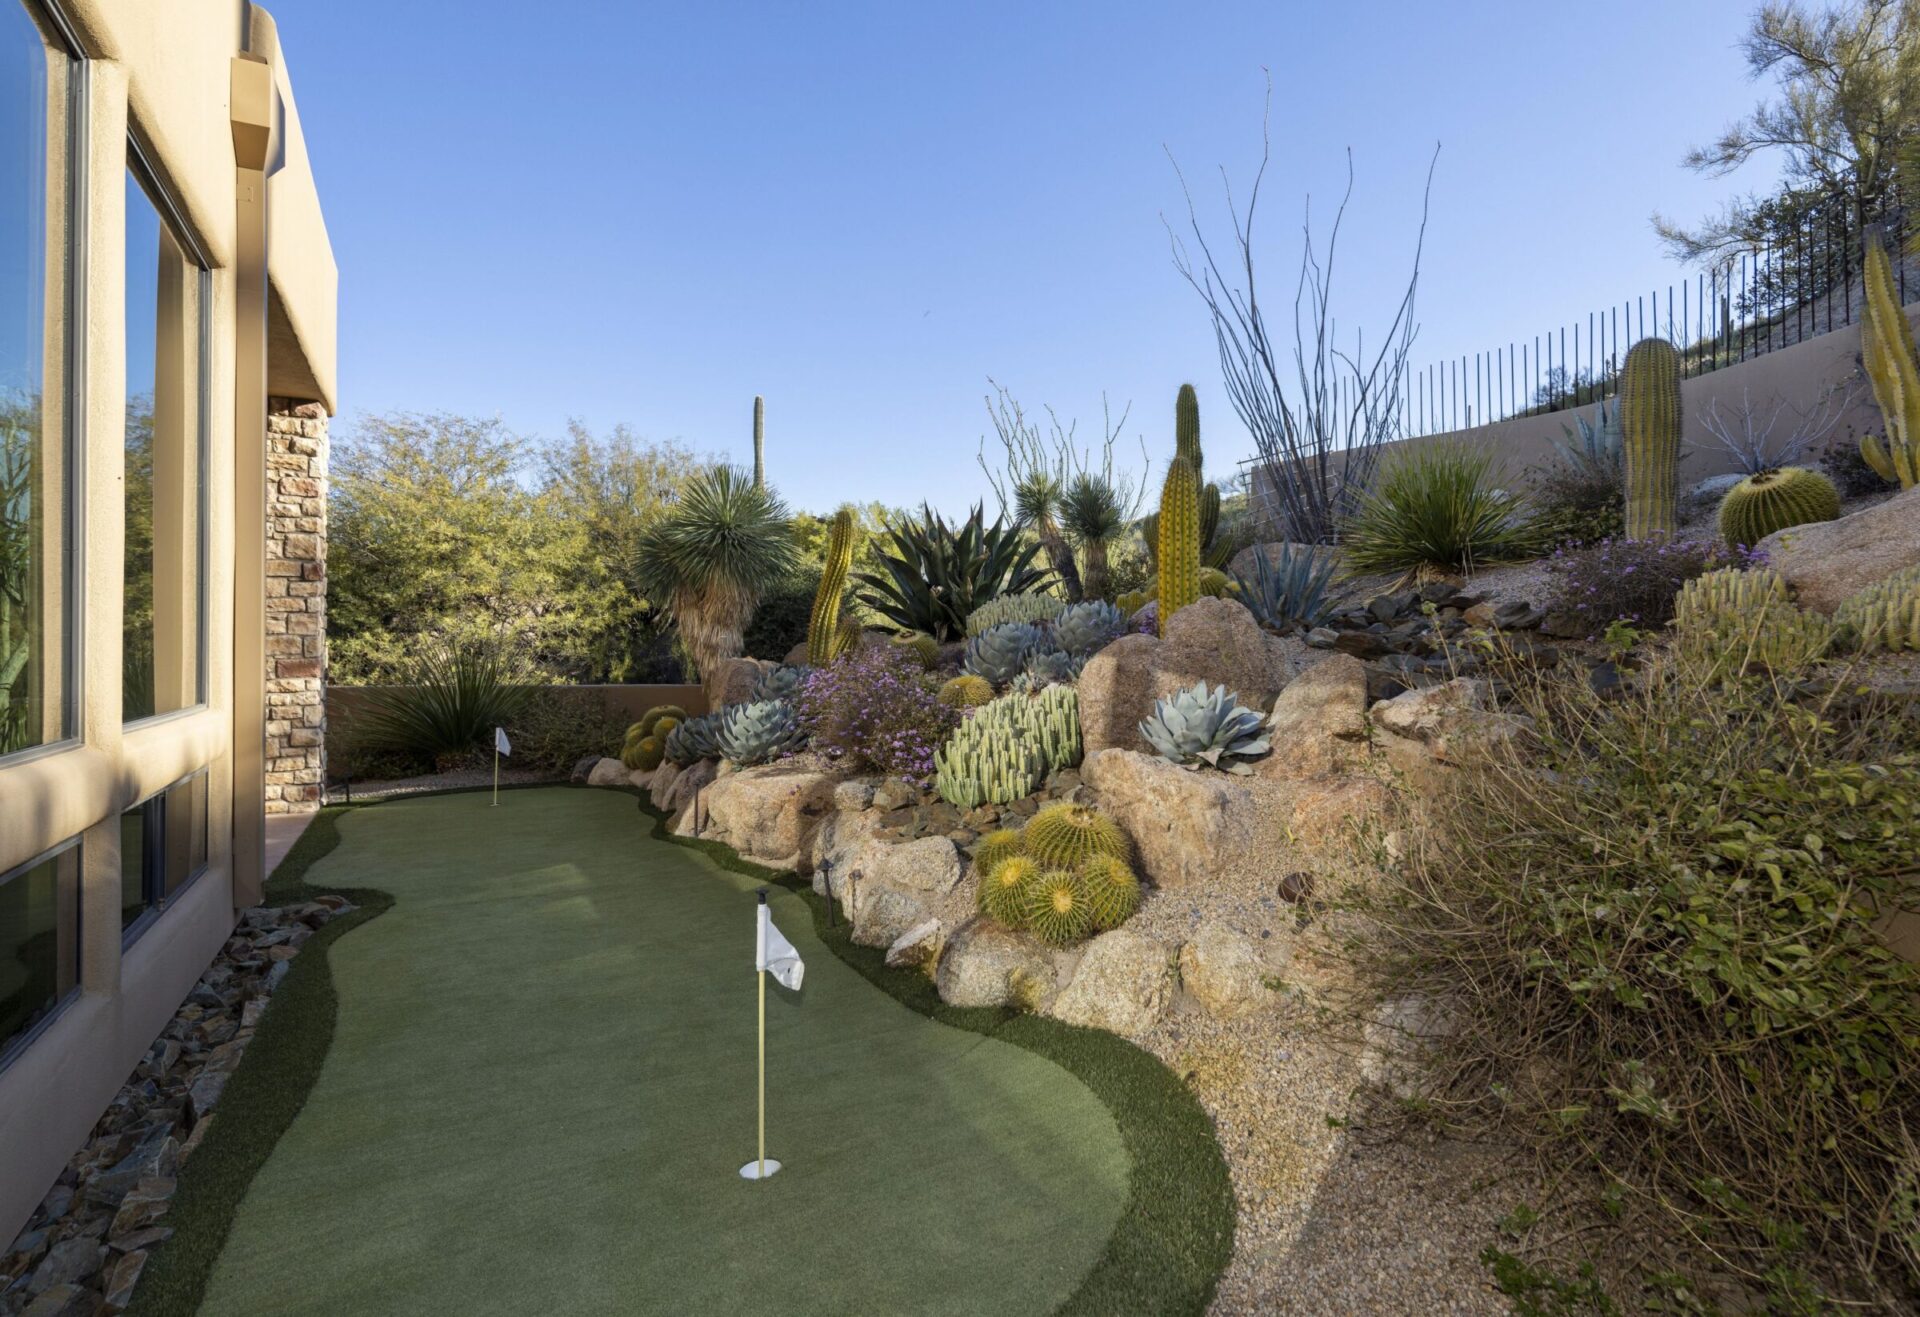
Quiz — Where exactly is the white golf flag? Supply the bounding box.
[756,899,804,991]
[494,726,511,756]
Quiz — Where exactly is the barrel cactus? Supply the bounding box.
[639,704,687,737]
[663,711,723,766]
[966,593,1063,636]
[896,632,941,670]
[963,621,1044,687]
[750,662,809,703]
[1024,802,1128,869]
[1024,869,1093,947]
[1620,338,1684,539]
[1078,854,1141,930]
[1139,680,1271,773]
[715,699,804,766]
[621,735,662,771]
[938,674,995,709]
[1837,564,1920,653]
[979,854,1040,927]
[1716,467,1840,547]
[1051,600,1124,656]
[972,827,1026,878]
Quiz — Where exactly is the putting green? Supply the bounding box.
[199,788,1129,1315]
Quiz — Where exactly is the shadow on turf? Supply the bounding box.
[126,781,1236,1317]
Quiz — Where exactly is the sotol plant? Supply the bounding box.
[1715,466,1840,547]
[1024,802,1129,869]
[1139,680,1270,773]
[1620,338,1684,538]
[807,507,857,665]
[715,698,804,765]
[1859,229,1920,488]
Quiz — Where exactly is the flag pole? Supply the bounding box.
[757,962,767,1180]
[492,746,499,807]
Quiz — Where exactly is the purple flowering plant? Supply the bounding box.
[1543,535,1763,636]
[792,643,959,785]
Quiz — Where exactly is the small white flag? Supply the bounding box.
[494,727,511,756]
[756,898,804,991]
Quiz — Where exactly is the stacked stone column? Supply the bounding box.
[264,398,328,813]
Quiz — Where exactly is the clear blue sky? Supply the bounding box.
[274,0,1774,516]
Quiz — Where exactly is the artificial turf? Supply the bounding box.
[174,787,1134,1315]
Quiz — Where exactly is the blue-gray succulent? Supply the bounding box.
[664,711,724,766]
[963,621,1044,686]
[750,662,809,703]
[1230,543,1337,634]
[716,698,804,765]
[1139,680,1271,774]
[1050,600,1125,656]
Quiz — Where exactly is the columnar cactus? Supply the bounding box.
[1176,382,1203,470]
[1672,567,1835,681]
[965,593,1063,636]
[1716,466,1840,547]
[808,507,856,665]
[1837,564,1920,653]
[1620,338,1683,539]
[933,686,1081,808]
[752,394,766,489]
[1860,230,1920,488]
[1157,455,1201,634]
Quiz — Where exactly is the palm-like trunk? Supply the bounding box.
[1039,516,1082,602]
[1079,539,1110,601]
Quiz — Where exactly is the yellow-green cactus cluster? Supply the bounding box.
[970,807,1141,943]
[1672,567,1835,682]
[1023,802,1129,869]
[621,704,686,770]
[933,686,1080,808]
[938,673,995,708]
[1716,466,1840,548]
[1859,231,1920,489]
[1620,338,1683,539]
[1837,564,1920,653]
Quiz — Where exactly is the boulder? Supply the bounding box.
[851,882,934,949]
[709,656,775,708]
[783,641,811,667]
[1261,653,1370,778]
[1757,483,1920,613]
[935,919,1057,1009]
[628,768,654,789]
[1179,924,1276,1018]
[656,758,718,834]
[884,919,946,972]
[844,836,962,947]
[569,754,600,784]
[699,763,841,870]
[647,760,681,806]
[1370,679,1532,765]
[1078,596,1311,755]
[1046,929,1174,1036]
[586,757,630,789]
[1083,748,1267,888]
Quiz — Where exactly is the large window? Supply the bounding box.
[0,3,78,759]
[120,768,209,939]
[0,839,80,1066]
[122,155,205,723]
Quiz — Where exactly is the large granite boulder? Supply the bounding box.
[1046,929,1174,1036]
[1078,596,1312,754]
[935,919,1057,1009]
[1261,653,1370,778]
[709,656,775,707]
[1757,483,1920,613]
[843,835,963,947]
[586,757,630,789]
[651,758,717,833]
[1371,678,1533,791]
[1179,924,1276,1018]
[698,762,840,869]
[885,919,946,972]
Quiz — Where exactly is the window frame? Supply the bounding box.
[121,135,211,727]
[119,765,211,946]
[0,0,88,768]
[0,834,83,1073]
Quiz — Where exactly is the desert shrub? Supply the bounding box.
[1361,661,1920,1305]
[1527,456,1625,549]
[1542,536,1754,636]
[1341,440,1541,575]
[793,643,957,782]
[1819,435,1897,499]
[354,642,528,770]
[507,687,628,773]
[743,570,819,661]
[327,717,427,783]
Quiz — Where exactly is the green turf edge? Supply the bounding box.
[127,779,1237,1316]
[631,790,1238,1316]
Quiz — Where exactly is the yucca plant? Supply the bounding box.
[630,465,797,691]
[1229,543,1336,634]
[356,642,529,769]
[1059,472,1128,600]
[854,503,1052,641]
[1340,439,1539,576]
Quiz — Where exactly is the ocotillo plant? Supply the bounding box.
[1620,338,1683,538]
[1157,455,1201,634]
[752,395,766,490]
[1860,231,1920,488]
[807,507,855,665]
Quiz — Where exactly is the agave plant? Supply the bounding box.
[356,642,529,767]
[749,663,809,703]
[1549,398,1623,475]
[1050,599,1124,656]
[664,711,724,766]
[962,621,1043,686]
[1012,648,1082,693]
[715,698,805,766]
[630,465,797,690]
[1138,680,1270,774]
[1230,543,1336,634]
[852,503,1052,642]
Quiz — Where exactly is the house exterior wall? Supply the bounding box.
[264,398,326,813]
[0,0,335,1245]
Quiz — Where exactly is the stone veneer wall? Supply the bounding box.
[264,398,328,814]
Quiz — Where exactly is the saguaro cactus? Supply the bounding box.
[1157,455,1201,634]
[752,395,766,489]
[1619,338,1683,539]
[1860,231,1920,488]
[807,507,855,665]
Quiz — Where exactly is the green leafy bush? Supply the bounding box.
[355,643,528,770]
[1341,440,1540,575]
[1362,659,1920,1305]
